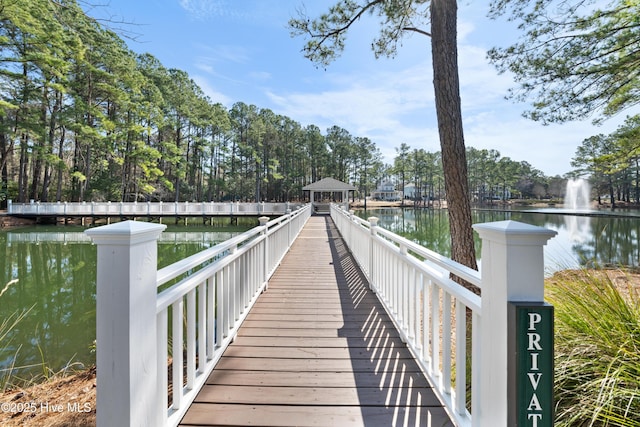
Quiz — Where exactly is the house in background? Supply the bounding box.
[403,183,417,200]
[371,181,401,201]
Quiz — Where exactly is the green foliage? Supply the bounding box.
[0,0,393,204]
[570,114,640,206]
[546,269,640,426]
[0,283,34,391]
[289,0,430,66]
[489,0,640,124]
[0,0,564,206]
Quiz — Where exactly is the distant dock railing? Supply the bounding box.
[7,200,304,217]
[86,204,311,427]
[6,230,240,245]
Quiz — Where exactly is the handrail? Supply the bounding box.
[331,205,480,425]
[8,200,304,216]
[86,202,554,427]
[330,204,556,427]
[86,204,311,427]
[156,206,310,426]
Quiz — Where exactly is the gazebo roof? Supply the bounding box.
[302,177,355,191]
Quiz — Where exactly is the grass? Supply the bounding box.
[0,301,34,392]
[546,268,640,427]
[0,285,85,393]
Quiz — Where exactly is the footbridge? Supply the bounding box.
[86,204,556,427]
[6,200,304,223]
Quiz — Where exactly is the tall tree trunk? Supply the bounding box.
[41,91,61,202]
[56,126,65,201]
[430,0,478,275]
[18,132,29,202]
[0,132,8,209]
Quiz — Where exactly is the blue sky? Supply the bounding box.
[88,0,631,176]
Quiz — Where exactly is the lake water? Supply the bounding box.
[2,208,638,383]
[353,207,640,272]
[0,222,252,385]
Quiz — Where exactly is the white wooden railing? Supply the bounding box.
[331,205,556,427]
[86,205,311,427]
[6,230,239,244]
[7,200,303,216]
[85,201,555,427]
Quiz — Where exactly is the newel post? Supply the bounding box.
[472,220,556,427]
[86,221,166,427]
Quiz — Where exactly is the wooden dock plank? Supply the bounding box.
[181,403,452,427]
[205,370,432,388]
[191,385,443,406]
[179,216,453,427]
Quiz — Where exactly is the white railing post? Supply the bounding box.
[7,199,12,214]
[368,216,378,292]
[472,220,556,427]
[86,221,167,427]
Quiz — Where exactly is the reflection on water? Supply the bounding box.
[354,207,640,272]
[0,224,248,383]
[564,215,591,244]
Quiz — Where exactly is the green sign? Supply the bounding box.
[508,302,554,427]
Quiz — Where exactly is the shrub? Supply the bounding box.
[546,269,640,426]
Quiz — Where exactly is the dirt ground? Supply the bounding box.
[0,367,96,427]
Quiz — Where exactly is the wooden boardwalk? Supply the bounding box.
[179,216,453,427]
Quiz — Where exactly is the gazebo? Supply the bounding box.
[302,178,355,214]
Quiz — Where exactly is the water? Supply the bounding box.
[564,178,591,211]
[0,222,251,384]
[2,209,639,383]
[353,207,640,272]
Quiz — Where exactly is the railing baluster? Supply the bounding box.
[187,290,196,389]
[207,276,215,359]
[172,299,183,410]
[408,268,416,343]
[424,279,431,364]
[471,311,481,424]
[157,309,169,426]
[455,299,467,415]
[442,291,452,394]
[197,282,206,374]
[229,260,237,324]
[222,265,230,338]
[215,270,223,346]
[431,283,440,379]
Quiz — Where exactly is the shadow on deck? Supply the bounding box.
[179,216,453,426]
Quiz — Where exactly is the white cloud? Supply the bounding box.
[178,0,226,19]
[249,71,271,82]
[191,75,233,105]
[268,63,433,128]
[195,44,251,65]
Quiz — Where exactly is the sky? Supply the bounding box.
[87,0,632,177]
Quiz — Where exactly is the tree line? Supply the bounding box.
[391,142,565,205]
[0,0,388,207]
[0,0,548,210]
[572,115,640,208]
[0,0,610,211]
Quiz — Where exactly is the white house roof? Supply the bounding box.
[302,178,356,191]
